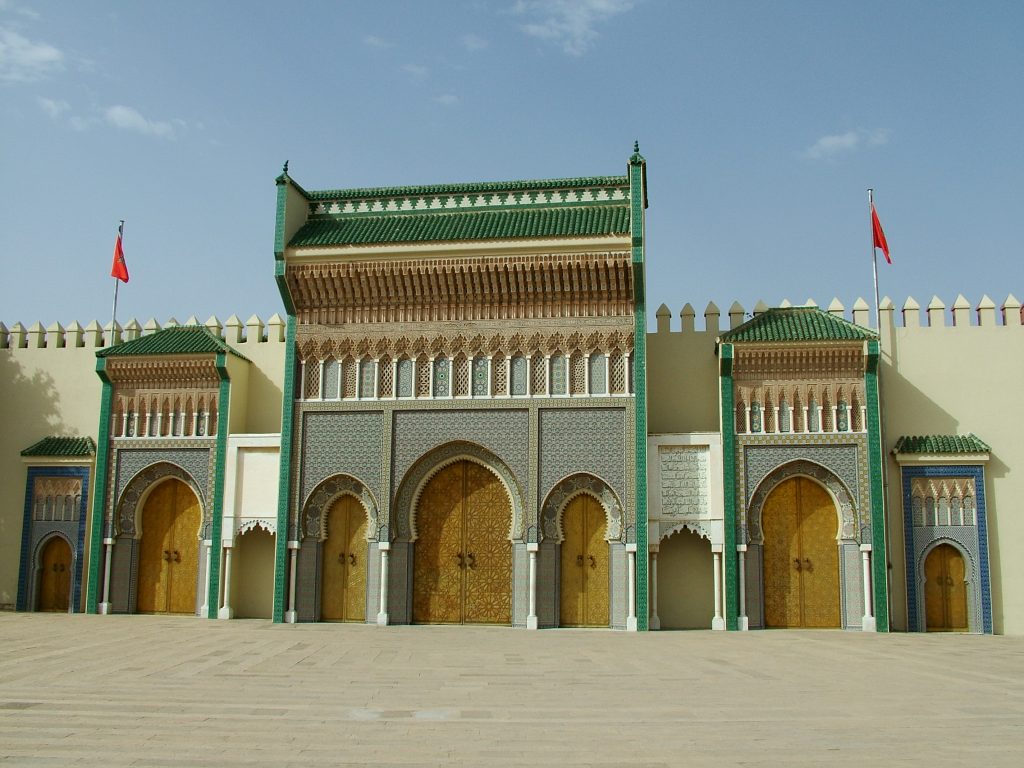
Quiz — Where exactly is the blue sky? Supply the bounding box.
[2,0,1021,329]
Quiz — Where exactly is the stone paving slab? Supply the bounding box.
[0,614,1022,766]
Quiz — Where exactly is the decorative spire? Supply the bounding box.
[629,140,645,164]
[282,160,289,175]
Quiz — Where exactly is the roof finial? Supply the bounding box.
[282,160,289,175]
[633,140,640,153]
[629,140,645,164]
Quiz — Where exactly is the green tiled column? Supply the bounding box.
[85,360,113,613]
[272,315,297,622]
[719,344,738,630]
[865,340,889,631]
[629,145,648,630]
[206,353,231,618]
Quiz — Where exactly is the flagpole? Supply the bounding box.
[868,189,880,331]
[110,220,124,345]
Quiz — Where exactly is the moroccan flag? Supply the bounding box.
[871,204,890,264]
[111,225,129,282]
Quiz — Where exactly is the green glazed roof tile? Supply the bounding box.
[720,307,878,342]
[893,434,991,454]
[97,326,248,360]
[305,175,628,201]
[21,436,96,457]
[289,205,630,248]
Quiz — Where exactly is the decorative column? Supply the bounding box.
[505,356,511,397]
[626,542,638,631]
[428,356,435,398]
[649,547,660,630]
[377,541,390,626]
[526,542,539,630]
[604,353,610,395]
[203,411,211,436]
[860,405,867,432]
[860,544,876,632]
[544,355,552,397]
[486,355,493,397]
[285,540,299,623]
[144,409,152,437]
[583,353,591,395]
[772,406,780,433]
[624,351,631,395]
[319,360,326,400]
[298,360,307,400]
[711,544,725,630]
[737,544,749,630]
[200,540,212,617]
[391,358,399,398]
[830,405,838,432]
[372,359,380,400]
[802,406,809,433]
[120,411,128,437]
[98,537,114,615]
[218,544,234,619]
[744,406,751,434]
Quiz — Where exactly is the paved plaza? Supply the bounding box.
[0,614,1021,766]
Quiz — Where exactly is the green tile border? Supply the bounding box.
[206,353,231,618]
[719,343,738,630]
[865,340,889,631]
[85,358,113,613]
[273,315,297,622]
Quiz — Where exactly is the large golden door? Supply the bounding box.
[559,495,610,627]
[762,477,840,628]
[320,495,368,621]
[412,461,512,625]
[136,479,200,614]
[37,536,71,612]
[924,544,968,631]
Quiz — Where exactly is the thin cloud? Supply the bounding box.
[403,63,428,80]
[462,33,488,51]
[36,96,69,118]
[104,105,175,139]
[363,35,393,48]
[0,1,41,20]
[0,25,63,82]
[513,0,635,56]
[434,93,459,106]
[802,128,890,160]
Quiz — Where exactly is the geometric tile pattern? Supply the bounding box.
[299,411,385,505]
[538,408,626,516]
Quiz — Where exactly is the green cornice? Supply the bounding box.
[721,307,878,343]
[275,260,295,315]
[97,326,249,361]
[893,434,991,455]
[21,436,95,457]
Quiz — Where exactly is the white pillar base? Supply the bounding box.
[712,616,726,631]
[626,616,638,632]
[737,616,749,631]
[650,615,661,630]
[861,616,877,632]
[526,615,538,630]
[376,612,389,626]
[284,610,297,624]
[98,602,111,615]
[218,607,233,620]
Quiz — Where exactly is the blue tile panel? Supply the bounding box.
[17,466,91,612]
[901,464,991,633]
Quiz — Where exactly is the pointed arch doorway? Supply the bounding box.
[412,460,512,625]
[924,544,968,632]
[320,495,368,622]
[136,479,201,614]
[762,476,840,628]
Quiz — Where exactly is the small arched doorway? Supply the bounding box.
[559,494,609,627]
[136,479,201,614]
[412,460,512,625]
[320,496,368,622]
[924,544,968,632]
[37,536,72,612]
[762,476,840,628]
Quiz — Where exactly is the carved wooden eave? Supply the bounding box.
[285,251,634,325]
[104,356,222,389]
[731,342,866,382]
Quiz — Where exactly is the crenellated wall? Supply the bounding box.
[0,314,287,610]
[646,293,1024,633]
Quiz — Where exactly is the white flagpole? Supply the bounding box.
[110,220,124,345]
[868,189,880,331]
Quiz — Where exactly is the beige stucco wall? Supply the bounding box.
[0,318,286,611]
[879,298,1024,634]
[231,526,275,619]
[646,306,720,433]
[656,528,714,629]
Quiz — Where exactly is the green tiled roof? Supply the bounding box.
[720,307,878,343]
[97,326,248,360]
[893,434,990,454]
[21,436,96,457]
[289,205,630,248]
[305,175,628,201]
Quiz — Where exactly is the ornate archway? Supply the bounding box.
[116,462,206,539]
[747,459,858,545]
[540,473,624,543]
[302,474,379,541]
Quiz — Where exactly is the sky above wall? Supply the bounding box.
[2,0,1021,329]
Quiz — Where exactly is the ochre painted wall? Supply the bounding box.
[231,526,276,619]
[656,528,714,629]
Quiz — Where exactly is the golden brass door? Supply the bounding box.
[925,544,968,631]
[38,536,71,612]
[320,495,368,622]
[412,461,512,625]
[137,479,200,614]
[559,495,610,627]
[763,477,840,628]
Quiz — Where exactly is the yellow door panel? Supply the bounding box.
[583,498,609,627]
[926,544,969,632]
[345,502,368,622]
[413,463,466,624]
[560,497,586,627]
[38,536,71,612]
[137,481,176,613]
[462,462,512,625]
[798,479,840,628]
[167,483,200,615]
[947,546,968,631]
[763,478,800,628]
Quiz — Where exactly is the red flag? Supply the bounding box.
[111,228,129,282]
[871,204,891,264]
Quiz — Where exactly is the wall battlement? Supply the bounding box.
[650,295,1023,334]
[0,314,287,352]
